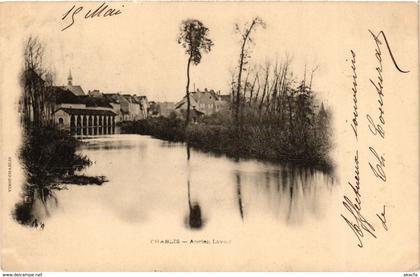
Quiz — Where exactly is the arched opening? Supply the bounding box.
[88,116,93,135]
[82,116,87,136]
[107,116,112,134]
[98,116,103,135]
[70,116,75,135]
[58,117,64,129]
[76,115,82,135]
[104,116,108,135]
[93,116,98,135]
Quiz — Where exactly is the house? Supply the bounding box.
[53,108,117,136]
[21,68,153,135]
[49,72,117,136]
[157,102,176,117]
[175,88,228,116]
[133,95,149,119]
[122,94,141,120]
[118,94,149,120]
[50,85,85,110]
[111,94,131,121]
[102,93,123,122]
[51,89,117,136]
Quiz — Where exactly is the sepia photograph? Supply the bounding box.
[0,1,418,272]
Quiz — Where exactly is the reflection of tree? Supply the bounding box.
[187,180,202,229]
[13,127,107,228]
[236,166,333,224]
[185,143,203,229]
[287,174,295,222]
[186,143,191,161]
[235,172,244,220]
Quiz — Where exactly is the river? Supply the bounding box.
[76,134,335,229]
[5,134,339,271]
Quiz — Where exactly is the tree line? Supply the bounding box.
[177,17,332,171]
[20,36,57,128]
[15,36,106,228]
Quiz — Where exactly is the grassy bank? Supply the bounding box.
[120,113,333,173]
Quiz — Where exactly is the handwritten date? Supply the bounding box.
[62,2,124,31]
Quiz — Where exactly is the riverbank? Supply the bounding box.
[120,115,333,173]
[14,126,107,228]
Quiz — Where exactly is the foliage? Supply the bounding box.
[177,19,214,65]
[13,126,106,227]
[20,127,91,182]
[121,115,185,142]
[122,100,333,173]
[14,127,106,228]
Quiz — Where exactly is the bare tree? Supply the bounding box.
[234,17,265,126]
[259,61,270,113]
[24,36,45,75]
[309,65,319,90]
[22,36,47,127]
[248,73,259,107]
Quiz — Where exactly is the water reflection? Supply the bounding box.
[235,172,244,220]
[235,166,334,224]
[81,139,138,151]
[71,135,334,232]
[186,180,203,229]
[14,185,61,229]
[185,143,203,229]
[14,127,107,229]
[186,143,191,161]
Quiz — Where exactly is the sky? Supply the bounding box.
[11,2,347,102]
[4,2,415,105]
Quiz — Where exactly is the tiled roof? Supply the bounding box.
[122,94,143,104]
[54,108,117,116]
[175,95,198,109]
[63,85,85,96]
[49,86,80,104]
[78,95,113,108]
[102,93,121,104]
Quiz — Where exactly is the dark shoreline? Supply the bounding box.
[14,126,107,228]
[120,118,334,175]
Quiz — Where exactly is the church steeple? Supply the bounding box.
[67,69,73,86]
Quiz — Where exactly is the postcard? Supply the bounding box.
[0,1,418,272]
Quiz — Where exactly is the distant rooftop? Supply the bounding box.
[61,85,85,96]
[54,107,116,116]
